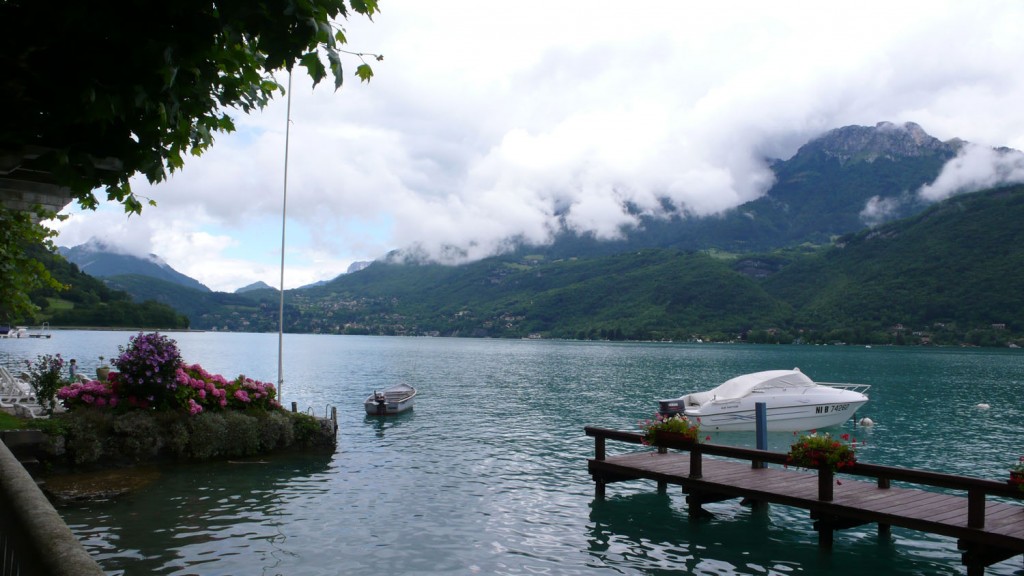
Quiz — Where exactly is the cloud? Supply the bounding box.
[52,0,1024,290]
[860,195,907,228]
[917,144,1024,202]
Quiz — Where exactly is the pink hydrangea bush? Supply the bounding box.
[58,378,119,408]
[174,363,280,413]
[58,362,279,416]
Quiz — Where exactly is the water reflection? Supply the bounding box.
[61,451,334,576]
[586,491,989,576]
[22,334,1024,575]
[363,411,415,439]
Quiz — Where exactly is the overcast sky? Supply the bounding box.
[51,0,1024,292]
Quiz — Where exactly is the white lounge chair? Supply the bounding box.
[13,402,47,419]
[0,365,37,406]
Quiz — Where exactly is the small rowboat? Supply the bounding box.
[364,383,417,416]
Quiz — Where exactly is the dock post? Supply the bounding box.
[816,517,835,549]
[689,445,702,479]
[967,489,985,529]
[818,467,834,501]
[877,477,891,538]
[753,402,767,469]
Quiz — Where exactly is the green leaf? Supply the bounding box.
[327,51,344,89]
[355,63,374,83]
[123,194,144,215]
[351,0,380,17]
[299,52,326,86]
[260,79,281,94]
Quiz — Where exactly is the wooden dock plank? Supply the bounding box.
[586,428,1024,575]
[590,450,1024,551]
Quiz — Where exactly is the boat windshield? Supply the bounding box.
[691,370,814,403]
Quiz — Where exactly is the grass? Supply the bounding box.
[0,411,28,430]
[0,411,60,433]
[45,297,75,312]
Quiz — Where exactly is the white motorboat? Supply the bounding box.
[656,369,869,432]
[0,326,28,338]
[364,383,417,416]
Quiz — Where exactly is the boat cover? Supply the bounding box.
[687,369,813,405]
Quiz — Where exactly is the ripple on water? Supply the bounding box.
[21,335,1024,575]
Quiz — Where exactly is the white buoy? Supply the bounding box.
[975,403,991,410]
[858,417,874,427]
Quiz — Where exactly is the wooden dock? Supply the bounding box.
[585,426,1024,576]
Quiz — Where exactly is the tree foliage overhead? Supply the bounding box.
[0,206,65,320]
[0,0,380,212]
[0,0,379,321]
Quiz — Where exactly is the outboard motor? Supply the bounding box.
[658,399,685,417]
[374,391,387,415]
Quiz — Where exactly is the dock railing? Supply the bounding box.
[584,426,1024,527]
[0,437,104,576]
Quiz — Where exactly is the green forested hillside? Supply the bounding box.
[295,250,790,340]
[522,123,958,259]
[275,185,1024,345]
[760,185,1024,345]
[102,274,284,331]
[36,185,1024,347]
[15,246,189,328]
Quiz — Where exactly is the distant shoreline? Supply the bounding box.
[31,327,206,333]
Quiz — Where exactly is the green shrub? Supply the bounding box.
[159,414,191,459]
[256,411,291,451]
[109,412,162,462]
[187,412,228,460]
[63,410,114,465]
[36,406,334,469]
[289,413,323,446]
[24,353,68,415]
[221,411,259,458]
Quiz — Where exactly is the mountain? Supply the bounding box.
[40,184,1024,345]
[59,239,211,292]
[759,184,1024,344]
[276,184,1024,344]
[272,248,786,339]
[40,123,1024,345]
[236,281,276,294]
[14,244,189,328]
[347,261,372,273]
[530,121,964,258]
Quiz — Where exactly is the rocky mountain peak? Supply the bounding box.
[235,281,276,294]
[800,121,963,164]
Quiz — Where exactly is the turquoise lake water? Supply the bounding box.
[2,331,1023,575]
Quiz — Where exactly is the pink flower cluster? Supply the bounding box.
[57,380,119,408]
[174,363,280,414]
[56,362,279,416]
[175,364,231,413]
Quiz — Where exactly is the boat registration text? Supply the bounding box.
[815,403,850,414]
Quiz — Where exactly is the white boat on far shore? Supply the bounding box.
[364,383,417,416]
[0,324,51,339]
[657,368,870,432]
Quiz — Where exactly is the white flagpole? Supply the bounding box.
[278,70,293,403]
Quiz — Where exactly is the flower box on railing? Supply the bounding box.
[640,414,702,449]
[1009,465,1024,491]
[652,430,699,449]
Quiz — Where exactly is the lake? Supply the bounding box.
[2,331,1023,575]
